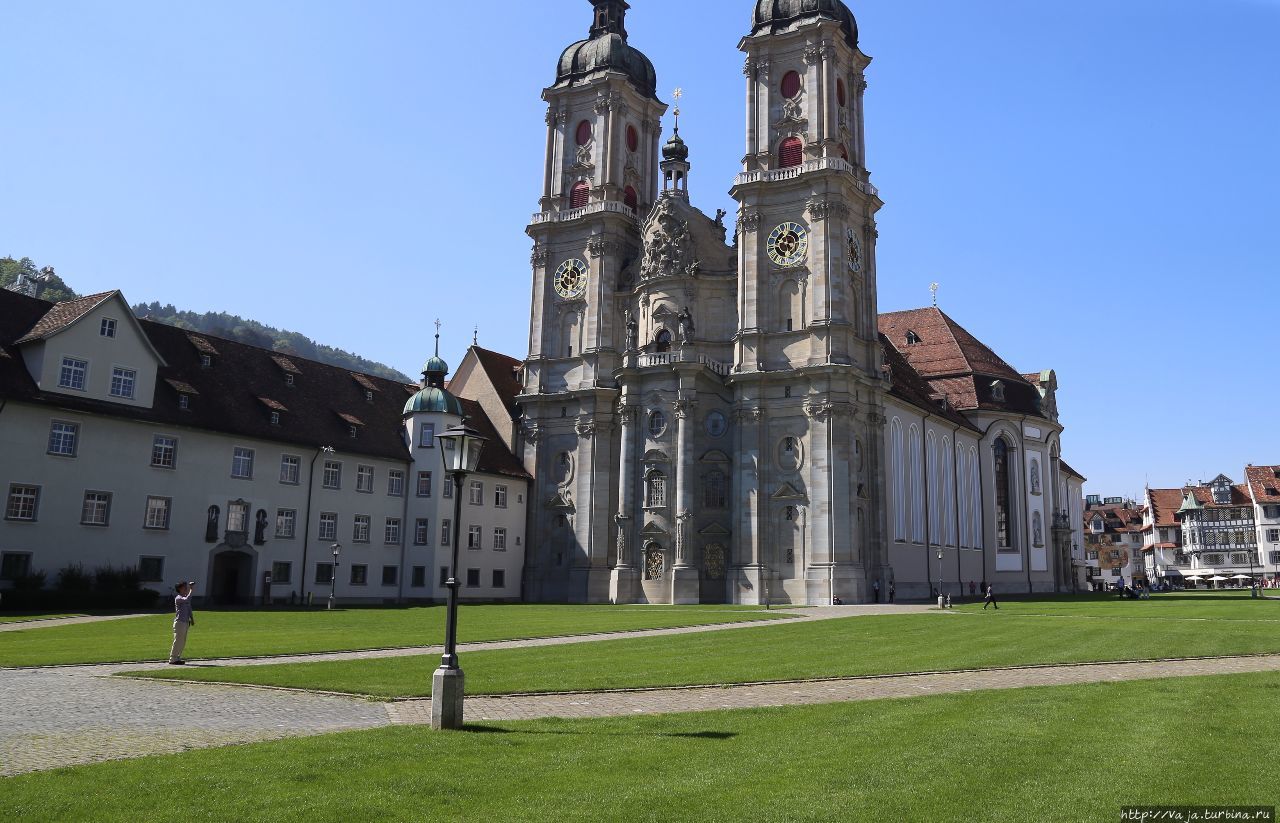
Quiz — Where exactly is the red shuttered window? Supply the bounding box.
[570,181,590,209]
[779,137,803,169]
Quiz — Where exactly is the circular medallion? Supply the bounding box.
[847,228,863,273]
[553,258,589,299]
[705,410,727,438]
[767,222,809,268]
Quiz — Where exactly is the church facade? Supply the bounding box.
[517,0,1084,604]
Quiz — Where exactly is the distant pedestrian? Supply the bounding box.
[983,585,998,610]
[169,580,196,664]
[872,579,881,603]
[969,580,976,597]
[888,582,895,603]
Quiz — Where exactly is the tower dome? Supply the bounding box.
[662,131,689,162]
[751,0,858,48]
[554,0,658,98]
[403,326,464,417]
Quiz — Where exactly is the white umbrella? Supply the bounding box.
[1182,572,1205,578]
[1230,573,1253,580]
[1209,575,1229,581]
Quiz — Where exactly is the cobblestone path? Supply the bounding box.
[0,613,153,633]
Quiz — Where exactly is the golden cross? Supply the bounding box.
[672,87,683,124]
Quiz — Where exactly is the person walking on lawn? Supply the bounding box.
[169,580,196,664]
[983,584,998,610]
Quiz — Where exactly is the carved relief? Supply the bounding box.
[736,210,762,235]
[530,245,549,267]
[639,198,698,280]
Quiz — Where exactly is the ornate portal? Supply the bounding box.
[644,545,665,580]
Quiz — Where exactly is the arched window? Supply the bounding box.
[942,435,955,546]
[779,280,801,331]
[909,425,924,543]
[569,180,590,209]
[575,119,593,146]
[779,136,803,169]
[623,185,638,211]
[836,77,847,107]
[927,431,940,544]
[994,437,1013,548]
[957,446,969,549]
[645,470,666,508]
[704,470,727,509]
[781,70,802,99]
[969,446,982,549]
[654,328,672,352]
[890,418,905,541]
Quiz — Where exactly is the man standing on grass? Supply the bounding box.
[983,584,998,610]
[169,580,196,664]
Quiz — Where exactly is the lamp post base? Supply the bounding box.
[431,666,465,730]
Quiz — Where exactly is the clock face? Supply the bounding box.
[847,228,863,273]
[553,258,589,299]
[767,222,809,268]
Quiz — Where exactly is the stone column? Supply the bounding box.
[671,395,699,603]
[609,404,638,603]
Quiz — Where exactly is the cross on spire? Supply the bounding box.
[672,87,683,133]
[434,319,441,355]
[930,283,939,307]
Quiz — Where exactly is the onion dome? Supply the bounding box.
[403,386,464,417]
[555,0,658,98]
[422,355,449,380]
[751,0,858,48]
[662,131,689,162]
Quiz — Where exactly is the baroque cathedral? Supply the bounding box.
[516,0,1085,604]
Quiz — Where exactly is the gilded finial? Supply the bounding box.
[434,319,441,356]
[672,87,683,132]
[930,283,939,307]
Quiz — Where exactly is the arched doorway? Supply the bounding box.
[210,549,254,605]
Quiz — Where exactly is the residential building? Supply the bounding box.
[0,289,529,604]
[1082,496,1145,589]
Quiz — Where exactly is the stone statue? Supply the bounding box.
[254,510,268,546]
[713,208,728,242]
[677,306,695,345]
[624,309,638,352]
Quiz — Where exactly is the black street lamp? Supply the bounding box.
[327,543,341,610]
[936,546,945,607]
[431,423,487,730]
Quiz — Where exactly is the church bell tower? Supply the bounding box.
[520,0,668,603]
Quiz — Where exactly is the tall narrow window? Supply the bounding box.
[890,418,905,541]
[624,185,638,211]
[704,471,727,509]
[994,437,1012,549]
[646,470,667,508]
[570,180,590,209]
[779,137,803,169]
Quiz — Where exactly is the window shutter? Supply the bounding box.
[779,137,803,168]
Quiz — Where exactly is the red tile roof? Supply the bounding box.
[878,307,1045,416]
[878,334,979,431]
[1147,488,1185,527]
[13,291,116,343]
[1245,465,1280,504]
[469,345,524,419]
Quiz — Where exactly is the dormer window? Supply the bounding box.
[349,425,358,439]
[270,411,281,426]
[200,355,212,369]
[286,374,295,387]
[100,318,117,338]
[178,394,190,410]
[906,331,921,345]
[990,380,1006,403]
[365,390,374,403]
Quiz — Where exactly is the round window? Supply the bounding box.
[626,124,639,153]
[780,70,802,100]
[648,410,668,438]
[575,120,593,146]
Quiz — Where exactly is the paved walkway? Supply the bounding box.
[0,613,153,632]
[4,605,1277,778]
[389,654,1280,724]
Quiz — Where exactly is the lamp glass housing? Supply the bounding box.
[436,424,487,473]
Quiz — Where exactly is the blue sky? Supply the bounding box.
[2,0,1277,498]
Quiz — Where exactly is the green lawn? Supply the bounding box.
[954,589,1280,619]
[0,605,785,667]
[134,597,1280,697]
[0,613,83,624]
[7,671,1279,822]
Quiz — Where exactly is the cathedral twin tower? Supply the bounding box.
[520,0,889,605]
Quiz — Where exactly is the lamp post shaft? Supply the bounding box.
[442,471,466,669]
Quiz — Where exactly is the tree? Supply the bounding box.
[0,257,80,303]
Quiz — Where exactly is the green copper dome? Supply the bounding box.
[662,131,689,162]
[422,355,449,376]
[403,386,464,417]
